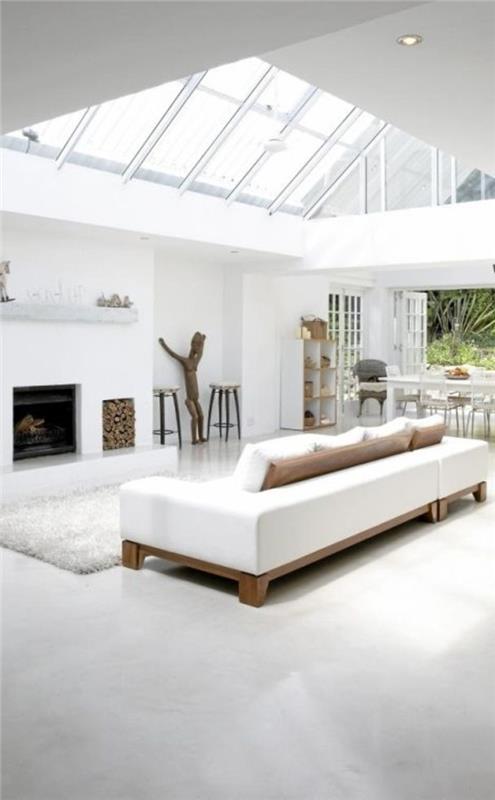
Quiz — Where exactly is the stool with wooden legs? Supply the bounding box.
[153,387,182,448]
[207,383,241,442]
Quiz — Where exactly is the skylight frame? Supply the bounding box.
[2,54,493,221]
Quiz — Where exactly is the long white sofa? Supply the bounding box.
[120,434,488,606]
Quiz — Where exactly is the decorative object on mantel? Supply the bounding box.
[97,293,134,308]
[26,282,85,304]
[102,398,136,450]
[0,303,138,324]
[300,315,328,340]
[159,332,207,445]
[0,260,14,303]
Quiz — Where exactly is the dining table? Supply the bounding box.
[383,374,495,423]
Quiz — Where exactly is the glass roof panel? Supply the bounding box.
[299,93,353,136]
[243,129,323,201]
[313,162,361,218]
[8,109,86,150]
[385,128,431,210]
[138,89,237,180]
[340,112,382,150]
[284,143,354,211]
[257,69,310,116]
[69,81,185,166]
[193,109,280,191]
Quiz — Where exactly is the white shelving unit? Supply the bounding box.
[281,338,337,431]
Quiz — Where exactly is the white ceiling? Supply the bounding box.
[267,1,495,174]
[0,0,416,133]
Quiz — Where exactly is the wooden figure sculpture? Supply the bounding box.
[159,332,207,444]
[0,260,13,302]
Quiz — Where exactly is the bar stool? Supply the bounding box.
[207,383,241,442]
[153,387,182,448]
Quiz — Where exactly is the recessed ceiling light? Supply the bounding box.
[397,33,423,47]
[139,236,150,241]
[230,250,240,254]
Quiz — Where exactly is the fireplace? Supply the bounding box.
[13,385,76,461]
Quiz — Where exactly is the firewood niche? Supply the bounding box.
[102,398,135,450]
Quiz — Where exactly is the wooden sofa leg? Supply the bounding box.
[438,498,448,521]
[425,502,438,523]
[473,481,487,503]
[239,573,270,607]
[122,540,145,570]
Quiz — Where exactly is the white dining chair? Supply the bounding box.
[385,364,420,414]
[418,372,464,434]
[467,372,495,438]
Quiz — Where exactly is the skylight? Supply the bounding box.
[2,57,493,218]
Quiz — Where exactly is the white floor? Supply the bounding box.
[2,417,495,800]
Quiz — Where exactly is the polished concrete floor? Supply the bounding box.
[2,418,495,800]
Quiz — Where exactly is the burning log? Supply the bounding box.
[15,415,46,434]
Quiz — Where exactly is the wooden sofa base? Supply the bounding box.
[437,480,487,521]
[122,500,442,607]
[122,484,486,606]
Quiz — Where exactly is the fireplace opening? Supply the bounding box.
[13,385,76,461]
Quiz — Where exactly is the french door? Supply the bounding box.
[393,290,427,373]
[329,289,365,412]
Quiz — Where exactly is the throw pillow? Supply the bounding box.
[363,417,411,440]
[312,427,365,450]
[410,414,444,430]
[410,423,446,450]
[232,435,318,492]
[262,431,413,491]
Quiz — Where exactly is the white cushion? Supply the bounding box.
[232,435,317,492]
[409,414,444,430]
[312,427,365,450]
[363,416,411,440]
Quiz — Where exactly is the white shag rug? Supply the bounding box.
[0,473,198,574]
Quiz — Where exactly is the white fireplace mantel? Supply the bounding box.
[0,303,138,324]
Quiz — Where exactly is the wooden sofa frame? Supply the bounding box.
[122,481,486,607]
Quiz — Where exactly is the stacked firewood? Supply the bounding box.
[102,398,135,450]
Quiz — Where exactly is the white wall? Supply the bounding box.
[0,227,154,465]
[305,200,495,272]
[153,253,224,441]
[373,262,495,290]
[241,273,279,437]
[240,271,341,437]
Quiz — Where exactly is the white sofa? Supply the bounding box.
[120,436,488,606]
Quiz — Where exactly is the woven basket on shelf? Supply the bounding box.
[301,315,328,340]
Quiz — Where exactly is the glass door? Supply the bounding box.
[329,289,365,412]
[393,290,427,374]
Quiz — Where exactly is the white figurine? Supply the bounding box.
[0,260,13,302]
